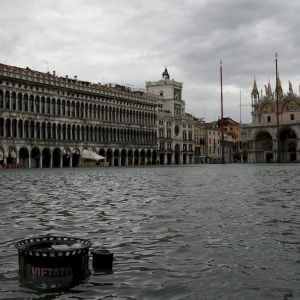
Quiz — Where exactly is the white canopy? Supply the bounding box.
[80,150,105,161]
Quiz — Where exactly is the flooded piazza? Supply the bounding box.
[0,164,299,300]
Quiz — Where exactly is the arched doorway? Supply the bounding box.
[19,147,30,168]
[63,148,71,167]
[53,148,61,168]
[7,147,17,165]
[279,128,297,162]
[42,148,51,168]
[134,149,139,166]
[114,149,119,166]
[72,148,80,167]
[152,150,157,165]
[31,147,40,168]
[146,150,152,165]
[175,144,180,164]
[99,148,105,157]
[254,131,273,163]
[121,149,127,166]
[106,149,112,166]
[128,149,133,166]
[140,149,145,165]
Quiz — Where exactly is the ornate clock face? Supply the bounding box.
[174,125,180,136]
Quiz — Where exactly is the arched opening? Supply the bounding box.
[19,147,30,168]
[128,150,133,166]
[175,144,180,164]
[114,149,119,166]
[31,147,40,168]
[152,150,157,165]
[146,150,152,165]
[254,131,273,163]
[106,149,113,166]
[99,149,105,157]
[42,148,51,168]
[121,149,127,166]
[7,147,17,166]
[63,148,71,167]
[72,148,80,167]
[279,128,297,162]
[134,149,139,166]
[53,148,61,168]
[140,149,146,165]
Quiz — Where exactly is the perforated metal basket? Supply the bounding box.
[15,235,92,290]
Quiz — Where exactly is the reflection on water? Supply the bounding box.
[0,164,300,299]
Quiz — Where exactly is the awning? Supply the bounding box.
[80,150,105,161]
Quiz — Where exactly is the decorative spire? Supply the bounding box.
[252,76,258,92]
[251,76,259,100]
[267,80,272,96]
[162,67,170,80]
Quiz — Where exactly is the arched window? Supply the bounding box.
[11,92,16,110]
[0,90,3,108]
[5,91,10,109]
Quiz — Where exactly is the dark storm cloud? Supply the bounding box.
[1,0,300,122]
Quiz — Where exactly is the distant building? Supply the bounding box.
[0,63,157,168]
[146,68,194,164]
[205,120,235,163]
[193,117,206,163]
[205,122,221,163]
[222,117,241,162]
[241,78,300,163]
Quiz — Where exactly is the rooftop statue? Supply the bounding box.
[288,81,293,94]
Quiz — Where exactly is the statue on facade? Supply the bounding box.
[264,85,268,97]
[288,81,293,94]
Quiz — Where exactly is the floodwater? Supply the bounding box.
[0,164,299,300]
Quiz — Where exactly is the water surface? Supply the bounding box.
[0,164,299,299]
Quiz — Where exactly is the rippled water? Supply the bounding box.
[0,164,299,300]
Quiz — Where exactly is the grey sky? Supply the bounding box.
[1,0,300,123]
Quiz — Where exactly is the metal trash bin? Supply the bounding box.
[15,236,92,290]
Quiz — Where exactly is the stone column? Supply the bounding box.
[3,118,6,137]
[171,153,175,164]
[39,156,43,168]
[60,154,63,168]
[69,155,73,167]
[125,155,129,166]
[163,153,167,165]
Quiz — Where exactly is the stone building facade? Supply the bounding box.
[146,68,194,165]
[193,117,206,163]
[241,78,300,163]
[0,63,158,168]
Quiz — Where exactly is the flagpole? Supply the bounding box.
[275,53,280,163]
[220,60,225,164]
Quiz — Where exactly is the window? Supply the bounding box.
[267,116,271,123]
[290,114,294,120]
